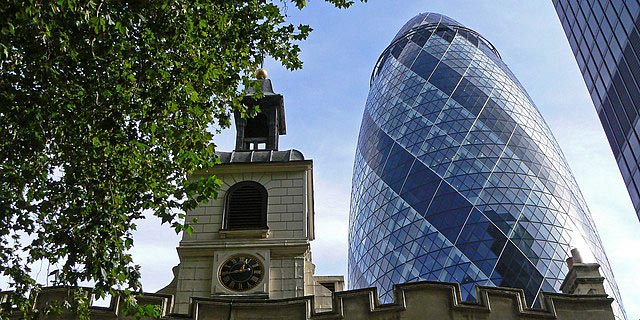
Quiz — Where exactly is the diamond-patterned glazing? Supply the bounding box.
[348,12,625,319]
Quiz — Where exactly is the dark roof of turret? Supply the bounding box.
[215,149,304,164]
[244,79,279,97]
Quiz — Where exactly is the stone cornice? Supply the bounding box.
[191,160,313,177]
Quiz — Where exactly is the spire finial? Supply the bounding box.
[256,68,268,79]
[256,53,268,79]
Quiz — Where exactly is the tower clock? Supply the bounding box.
[219,255,265,291]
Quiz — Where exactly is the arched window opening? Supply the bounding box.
[224,181,268,230]
[245,113,269,139]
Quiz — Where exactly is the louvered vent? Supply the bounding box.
[225,181,267,230]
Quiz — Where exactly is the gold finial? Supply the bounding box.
[256,68,268,79]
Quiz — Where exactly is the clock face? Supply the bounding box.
[219,255,265,291]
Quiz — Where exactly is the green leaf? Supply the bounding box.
[0,0,365,314]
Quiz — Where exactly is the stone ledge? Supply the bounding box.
[175,242,311,258]
[191,160,313,176]
[218,229,270,239]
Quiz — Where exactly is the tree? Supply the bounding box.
[0,0,360,313]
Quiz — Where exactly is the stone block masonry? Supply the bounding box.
[0,281,615,320]
[181,164,312,242]
[171,160,316,314]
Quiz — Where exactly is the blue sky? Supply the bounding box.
[129,1,639,317]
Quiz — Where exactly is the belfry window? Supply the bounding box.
[224,181,268,230]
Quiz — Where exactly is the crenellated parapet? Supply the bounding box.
[0,280,614,320]
[0,287,172,320]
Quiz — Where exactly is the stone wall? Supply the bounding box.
[182,162,313,242]
[173,256,212,313]
[311,275,345,312]
[269,254,306,299]
[0,281,615,320]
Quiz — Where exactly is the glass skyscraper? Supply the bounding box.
[554,0,640,221]
[348,12,626,319]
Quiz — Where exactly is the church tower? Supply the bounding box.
[162,70,342,314]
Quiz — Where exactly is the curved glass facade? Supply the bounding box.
[348,12,625,318]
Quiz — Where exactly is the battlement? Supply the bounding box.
[0,280,614,320]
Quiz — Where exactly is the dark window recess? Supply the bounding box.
[225,181,268,230]
[320,282,336,292]
[245,113,269,139]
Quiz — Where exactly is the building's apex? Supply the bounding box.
[393,12,462,42]
[215,149,305,164]
[371,12,501,85]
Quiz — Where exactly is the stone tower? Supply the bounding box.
[161,70,342,314]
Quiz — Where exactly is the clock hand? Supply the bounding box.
[222,267,252,275]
